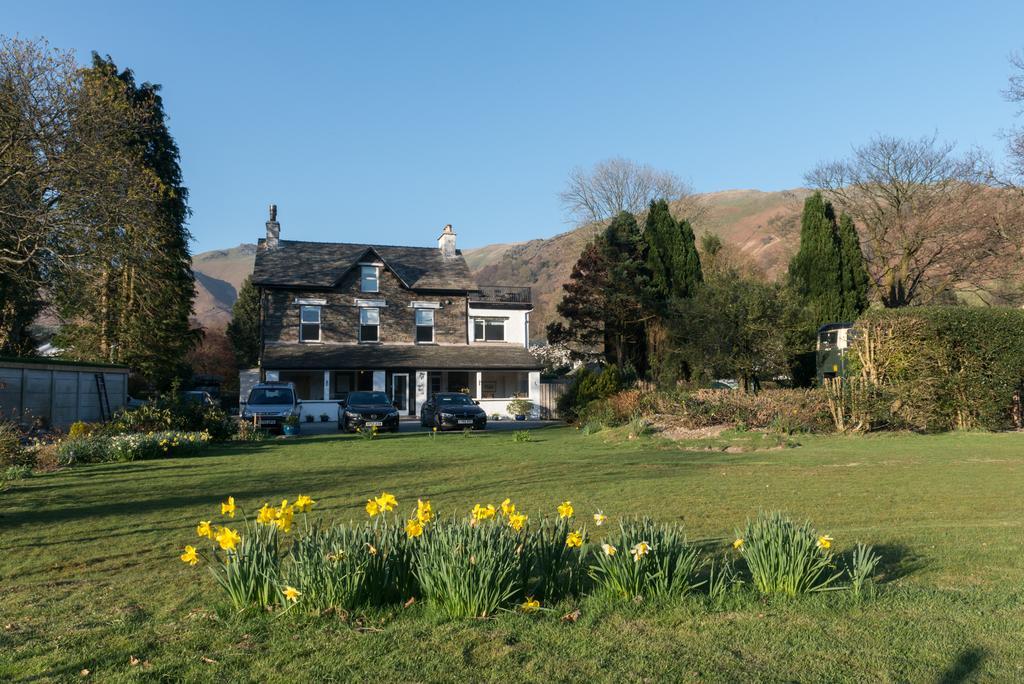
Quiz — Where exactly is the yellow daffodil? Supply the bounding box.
[295,494,316,512]
[471,503,496,522]
[375,492,398,513]
[508,512,528,532]
[565,530,583,548]
[196,520,213,539]
[283,585,301,603]
[593,511,607,526]
[367,543,378,556]
[256,503,277,525]
[557,501,574,519]
[631,541,651,561]
[521,597,540,612]
[816,535,833,550]
[180,545,199,566]
[416,499,434,524]
[220,496,236,518]
[406,518,424,538]
[733,538,744,550]
[601,543,617,556]
[216,527,241,552]
[274,504,295,533]
[366,499,380,516]
[500,498,515,517]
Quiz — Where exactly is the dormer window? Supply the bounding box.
[300,305,321,342]
[360,265,379,293]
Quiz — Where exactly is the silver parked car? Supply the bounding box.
[240,381,298,433]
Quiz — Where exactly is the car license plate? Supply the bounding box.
[260,418,277,425]
[365,421,383,427]
[458,419,474,425]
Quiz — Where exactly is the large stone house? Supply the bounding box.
[250,206,541,420]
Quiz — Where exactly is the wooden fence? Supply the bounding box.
[537,380,570,420]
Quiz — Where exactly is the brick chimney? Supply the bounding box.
[438,224,456,258]
[265,204,280,249]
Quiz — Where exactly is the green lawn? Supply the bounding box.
[2,427,1023,682]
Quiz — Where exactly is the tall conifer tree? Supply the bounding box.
[228,276,262,368]
[836,212,870,320]
[644,199,703,301]
[788,192,844,324]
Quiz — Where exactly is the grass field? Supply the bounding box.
[2,427,1023,682]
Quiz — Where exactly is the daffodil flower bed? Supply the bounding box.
[180,495,881,618]
[58,430,211,464]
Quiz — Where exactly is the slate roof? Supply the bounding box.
[262,344,542,371]
[252,239,478,291]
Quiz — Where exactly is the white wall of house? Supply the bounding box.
[467,305,530,348]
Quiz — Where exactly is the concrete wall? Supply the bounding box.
[0,361,128,427]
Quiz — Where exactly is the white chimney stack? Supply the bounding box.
[438,223,456,258]
[265,204,280,249]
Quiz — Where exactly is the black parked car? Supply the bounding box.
[340,391,400,433]
[420,392,487,430]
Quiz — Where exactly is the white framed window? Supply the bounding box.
[473,317,505,342]
[360,307,380,342]
[360,265,379,293]
[415,308,434,343]
[300,305,321,342]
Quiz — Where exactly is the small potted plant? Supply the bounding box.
[304,414,314,423]
[319,412,330,423]
[506,398,533,421]
[283,414,300,436]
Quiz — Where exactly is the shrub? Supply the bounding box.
[589,519,704,601]
[557,366,624,422]
[845,307,1024,431]
[233,420,269,442]
[0,421,33,469]
[649,388,833,433]
[67,421,98,440]
[734,511,843,597]
[56,435,113,465]
[506,398,534,417]
[110,396,234,440]
[3,464,32,480]
[512,430,532,443]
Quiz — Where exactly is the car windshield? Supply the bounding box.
[347,391,391,405]
[247,387,294,405]
[436,394,474,406]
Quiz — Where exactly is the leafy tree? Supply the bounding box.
[227,276,261,367]
[674,269,800,392]
[547,212,650,372]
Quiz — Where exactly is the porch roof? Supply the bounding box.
[263,344,542,371]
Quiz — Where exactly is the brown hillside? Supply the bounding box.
[190,189,808,336]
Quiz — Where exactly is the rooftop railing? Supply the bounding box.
[471,285,532,304]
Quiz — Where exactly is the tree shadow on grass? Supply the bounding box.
[936,646,986,684]
[865,543,927,584]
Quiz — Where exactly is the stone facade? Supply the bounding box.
[262,263,468,346]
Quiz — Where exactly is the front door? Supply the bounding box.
[392,373,410,416]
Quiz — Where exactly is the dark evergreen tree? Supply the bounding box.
[54,54,198,388]
[837,212,870,320]
[788,192,843,325]
[644,199,703,301]
[227,276,262,368]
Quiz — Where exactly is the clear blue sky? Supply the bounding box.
[8,1,1024,253]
